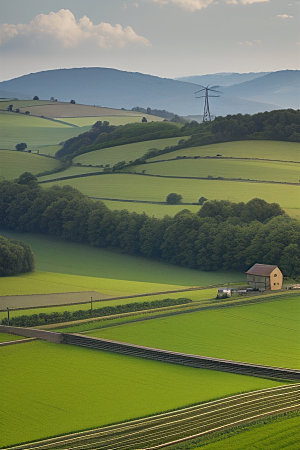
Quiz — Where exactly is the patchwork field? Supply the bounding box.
[0,150,61,180]
[55,115,163,126]
[130,158,300,183]
[0,112,91,149]
[149,140,300,163]
[0,230,243,285]
[42,173,300,209]
[193,414,300,450]
[0,340,282,448]
[85,296,300,369]
[72,136,188,168]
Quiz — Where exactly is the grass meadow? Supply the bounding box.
[192,414,300,450]
[73,137,188,167]
[0,112,91,149]
[132,158,300,183]
[86,296,300,369]
[0,340,283,448]
[0,150,61,180]
[0,230,243,285]
[43,173,300,209]
[55,114,163,127]
[0,332,26,342]
[149,140,300,163]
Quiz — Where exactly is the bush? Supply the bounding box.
[166,193,182,204]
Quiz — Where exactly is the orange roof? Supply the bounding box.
[246,264,279,276]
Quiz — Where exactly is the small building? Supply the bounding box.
[217,288,232,298]
[246,264,283,291]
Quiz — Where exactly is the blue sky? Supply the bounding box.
[0,0,298,81]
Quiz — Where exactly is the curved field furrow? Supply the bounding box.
[6,384,300,450]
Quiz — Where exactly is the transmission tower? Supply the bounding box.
[195,85,222,122]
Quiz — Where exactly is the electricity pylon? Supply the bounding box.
[195,85,222,122]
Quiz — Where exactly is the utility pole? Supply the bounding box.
[90,297,93,315]
[195,85,222,122]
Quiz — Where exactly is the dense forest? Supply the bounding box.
[1,174,299,278]
[55,109,300,163]
[0,234,35,276]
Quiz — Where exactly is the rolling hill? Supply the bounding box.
[0,67,283,117]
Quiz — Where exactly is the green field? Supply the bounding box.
[130,158,300,183]
[38,144,62,156]
[73,137,187,167]
[42,173,300,209]
[0,150,61,180]
[0,332,26,342]
[193,414,300,450]
[55,114,163,127]
[86,296,300,369]
[0,230,243,285]
[102,200,201,217]
[0,340,282,447]
[0,112,91,149]
[149,141,300,163]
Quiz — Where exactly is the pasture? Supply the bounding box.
[55,114,163,127]
[73,137,187,167]
[131,158,300,183]
[0,150,60,180]
[0,332,26,342]
[193,414,300,450]
[42,173,300,209]
[0,340,282,447]
[86,295,300,369]
[102,200,201,217]
[149,140,300,163]
[0,230,243,285]
[0,112,91,149]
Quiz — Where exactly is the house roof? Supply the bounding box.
[246,263,279,276]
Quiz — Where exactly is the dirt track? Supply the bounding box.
[0,291,112,310]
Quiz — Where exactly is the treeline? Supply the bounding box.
[2,297,192,327]
[131,106,185,123]
[56,121,181,160]
[1,176,300,278]
[0,235,35,276]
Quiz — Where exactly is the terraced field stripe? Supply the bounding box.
[5,384,299,450]
[62,334,300,381]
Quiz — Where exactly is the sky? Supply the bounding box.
[0,0,299,81]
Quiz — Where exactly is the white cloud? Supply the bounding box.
[152,0,268,8]
[276,14,294,18]
[238,39,261,45]
[0,9,151,48]
[152,0,214,11]
[227,0,268,4]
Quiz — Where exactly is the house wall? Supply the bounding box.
[270,267,283,290]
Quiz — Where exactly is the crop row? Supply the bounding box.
[62,334,300,381]
[6,384,299,450]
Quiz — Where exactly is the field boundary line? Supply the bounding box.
[62,333,300,380]
[4,385,299,450]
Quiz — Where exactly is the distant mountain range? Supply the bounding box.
[0,68,299,116]
[175,72,270,87]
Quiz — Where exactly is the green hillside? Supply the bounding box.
[42,173,300,209]
[0,150,60,180]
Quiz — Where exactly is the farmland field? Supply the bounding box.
[85,296,300,369]
[0,340,282,447]
[73,137,188,167]
[0,150,61,180]
[0,230,243,285]
[193,414,300,450]
[55,114,163,126]
[130,158,300,183]
[0,112,91,149]
[42,173,300,209]
[102,200,201,217]
[0,332,26,342]
[149,141,300,163]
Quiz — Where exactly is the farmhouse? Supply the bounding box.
[246,264,283,291]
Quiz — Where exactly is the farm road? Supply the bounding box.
[0,291,111,310]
